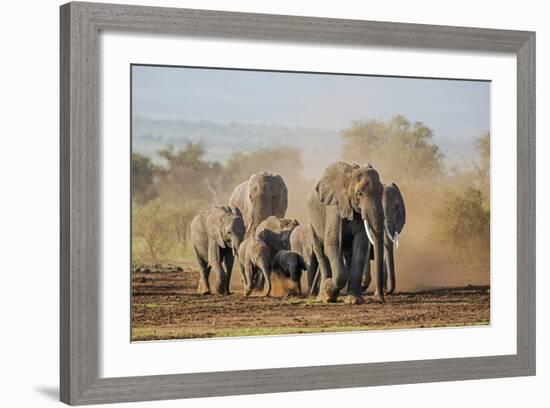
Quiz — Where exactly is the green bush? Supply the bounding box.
[132,153,157,204]
[433,187,490,273]
[132,198,204,262]
[340,115,444,189]
[434,188,489,245]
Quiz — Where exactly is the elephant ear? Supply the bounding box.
[244,174,256,227]
[279,218,299,232]
[230,206,243,219]
[206,210,226,248]
[271,174,288,218]
[316,162,354,220]
[392,182,406,233]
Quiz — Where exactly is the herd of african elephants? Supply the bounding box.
[189,161,406,304]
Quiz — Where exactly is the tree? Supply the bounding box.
[155,143,223,204]
[131,153,157,204]
[474,132,490,198]
[222,146,304,190]
[341,115,443,188]
[132,197,203,261]
[434,187,489,246]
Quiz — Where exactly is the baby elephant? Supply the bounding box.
[289,224,319,295]
[237,237,272,296]
[256,215,299,254]
[272,250,307,295]
[190,206,245,295]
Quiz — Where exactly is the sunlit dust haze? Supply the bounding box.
[131,65,490,292]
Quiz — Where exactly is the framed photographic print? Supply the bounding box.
[60,2,535,405]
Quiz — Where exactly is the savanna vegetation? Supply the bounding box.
[132,143,309,263]
[132,115,490,290]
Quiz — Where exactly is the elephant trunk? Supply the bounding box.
[231,235,241,257]
[373,232,385,302]
[385,223,400,250]
[385,239,396,295]
[363,205,385,303]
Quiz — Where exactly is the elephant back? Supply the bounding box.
[256,216,299,255]
[289,224,312,256]
[228,181,248,221]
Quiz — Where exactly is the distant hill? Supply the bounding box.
[132,117,478,178]
[132,117,342,178]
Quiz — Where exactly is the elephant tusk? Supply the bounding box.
[363,220,375,246]
[394,232,399,250]
[232,247,236,257]
[385,224,394,242]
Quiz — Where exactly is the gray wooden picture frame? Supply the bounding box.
[60,2,536,405]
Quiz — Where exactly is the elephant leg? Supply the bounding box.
[361,243,372,293]
[383,260,388,293]
[207,242,227,295]
[243,263,254,296]
[319,210,347,303]
[384,241,396,295]
[254,272,265,291]
[307,255,319,296]
[259,266,272,297]
[193,245,211,295]
[345,233,368,304]
[342,250,352,295]
[238,263,248,295]
[311,227,332,282]
[223,253,235,294]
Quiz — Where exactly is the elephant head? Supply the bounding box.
[383,183,406,246]
[382,183,406,294]
[273,250,307,294]
[206,206,246,255]
[317,161,386,301]
[317,162,385,237]
[243,173,288,237]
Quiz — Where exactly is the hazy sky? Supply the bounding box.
[132,65,490,142]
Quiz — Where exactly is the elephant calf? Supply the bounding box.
[256,215,299,254]
[289,224,320,296]
[272,250,307,295]
[190,206,245,295]
[237,237,272,296]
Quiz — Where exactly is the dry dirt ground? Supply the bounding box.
[131,263,490,341]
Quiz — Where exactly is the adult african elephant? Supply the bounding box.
[362,182,406,295]
[306,161,386,304]
[228,172,288,238]
[190,206,245,295]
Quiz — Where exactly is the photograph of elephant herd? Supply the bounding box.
[131,65,490,340]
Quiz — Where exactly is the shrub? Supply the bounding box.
[433,187,490,273]
[132,198,204,262]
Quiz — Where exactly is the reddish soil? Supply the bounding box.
[131,263,490,341]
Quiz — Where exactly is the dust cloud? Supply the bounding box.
[281,157,489,293]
